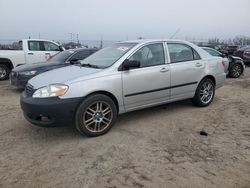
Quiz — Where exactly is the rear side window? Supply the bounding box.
[28,41,41,51]
[204,48,221,57]
[44,41,60,51]
[167,43,200,63]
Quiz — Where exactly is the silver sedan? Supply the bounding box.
[21,39,227,137]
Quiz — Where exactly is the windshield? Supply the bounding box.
[80,43,137,68]
[49,50,75,62]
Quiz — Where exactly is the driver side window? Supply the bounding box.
[129,43,165,68]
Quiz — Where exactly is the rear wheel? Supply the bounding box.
[75,94,117,137]
[229,63,243,78]
[0,64,10,80]
[192,78,215,107]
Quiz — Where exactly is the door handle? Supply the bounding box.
[28,53,34,55]
[45,53,51,55]
[195,62,202,67]
[160,67,169,72]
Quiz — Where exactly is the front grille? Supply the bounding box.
[25,83,35,97]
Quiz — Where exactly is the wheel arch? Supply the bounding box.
[0,58,14,70]
[78,90,120,114]
[200,75,216,86]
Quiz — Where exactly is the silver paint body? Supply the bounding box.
[29,39,226,114]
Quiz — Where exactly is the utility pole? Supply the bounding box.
[70,33,72,42]
[100,35,103,49]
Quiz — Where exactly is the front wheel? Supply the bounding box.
[0,64,10,81]
[229,63,243,78]
[192,78,215,107]
[75,94,117,137]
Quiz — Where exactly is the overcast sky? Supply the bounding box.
[0,0,249,42]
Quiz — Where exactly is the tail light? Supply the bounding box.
[243,50,250,58]
[221,60,225,67]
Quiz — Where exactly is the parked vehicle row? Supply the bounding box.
[0,39,64,80]
[20,39,227,137]
[221,45,239,56]
[234,45,250,66]
[202,47,245,78]
[10,48,98,89]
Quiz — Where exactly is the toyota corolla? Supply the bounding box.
[20,39,226,137]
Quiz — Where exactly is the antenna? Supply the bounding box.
[170,28,180,39]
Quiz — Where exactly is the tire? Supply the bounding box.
[0,64,10,81]
[244,62,250,67]
[75,94,117,137]
[229,63,243,78]
[192,78,215,107]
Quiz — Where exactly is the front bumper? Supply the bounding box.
[10,72,33,89]
[20,92,82,127]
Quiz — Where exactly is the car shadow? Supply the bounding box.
[114,99,193,129]
[24,99,194,142]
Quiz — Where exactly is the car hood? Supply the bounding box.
[28,65,102,89]
[12,61,62,72]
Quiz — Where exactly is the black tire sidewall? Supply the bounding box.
[75,94,117,137]
[229,63,243,78]
[193,78,215,107]
[0,64,10,80]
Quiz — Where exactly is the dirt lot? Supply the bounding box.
[0,70,250,188]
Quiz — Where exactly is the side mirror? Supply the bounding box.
[69,58,79,64]
[59,46,65,51]
[122,59,140,70]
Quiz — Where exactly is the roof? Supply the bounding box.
[119,39,189,44]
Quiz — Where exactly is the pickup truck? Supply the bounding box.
[0,39,64,80]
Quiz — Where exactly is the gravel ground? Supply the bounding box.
[0,69,250,188]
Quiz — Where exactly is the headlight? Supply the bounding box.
[32,84,69,98]
[20,70,37,76]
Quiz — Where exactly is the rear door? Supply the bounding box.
[166,42,204,99]
[122,42,171,111]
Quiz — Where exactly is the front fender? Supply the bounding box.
[60,73,124,111]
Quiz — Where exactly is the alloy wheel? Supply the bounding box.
[200,82,214,104]
[231,64,242,78]
[83,101,113,133]
[0,67,7,79]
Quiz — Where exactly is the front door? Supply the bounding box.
[43,41,61,60]
[122,43,171,111]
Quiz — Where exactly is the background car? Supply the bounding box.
[10,48,98,89]
[221,45,239,56]
[234,45,250,66]
[202,47,245,78]
[0,39,64,80]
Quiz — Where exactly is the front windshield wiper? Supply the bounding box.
[80,63,100,69]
